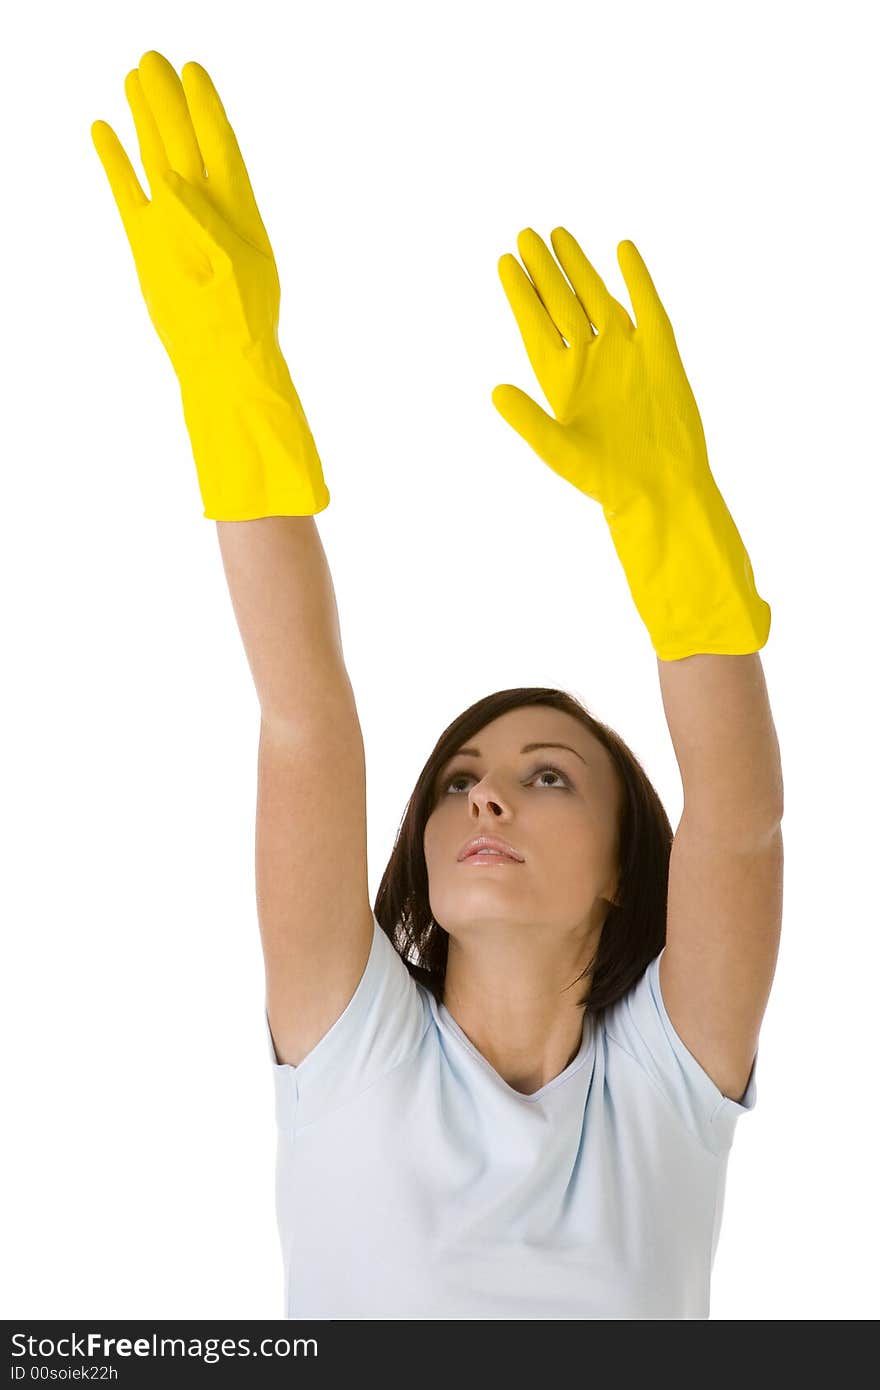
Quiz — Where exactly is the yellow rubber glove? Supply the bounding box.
[91,50,329,520]
[492,227,770,660]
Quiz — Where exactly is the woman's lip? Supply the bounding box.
[461,851,521,865]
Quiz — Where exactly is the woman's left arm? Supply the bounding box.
[491,227,783,1100]
[657,651,784,1102]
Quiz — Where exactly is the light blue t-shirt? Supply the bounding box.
[265,911,757,1320]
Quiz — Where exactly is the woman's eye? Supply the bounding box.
[533,768,567,788]
[442,765,569,793]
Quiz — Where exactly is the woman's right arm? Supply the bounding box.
[91,55,374,1065]
[216,516,374,1068]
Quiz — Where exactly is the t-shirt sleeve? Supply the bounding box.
[264,910,429,1131]
[603,944,758,1157]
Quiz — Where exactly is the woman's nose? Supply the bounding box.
[469,785,506,814]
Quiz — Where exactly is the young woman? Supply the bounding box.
[91,50,784,1321]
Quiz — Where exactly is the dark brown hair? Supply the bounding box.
[374,686,672,1025]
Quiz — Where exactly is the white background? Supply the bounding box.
[3,0,877,1321]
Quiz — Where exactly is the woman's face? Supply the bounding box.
[423,707,622,947]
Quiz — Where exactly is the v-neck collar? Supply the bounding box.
[427,991,594,1102]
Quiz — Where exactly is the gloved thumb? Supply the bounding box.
[159,169,236,275]
[492,384,570,462]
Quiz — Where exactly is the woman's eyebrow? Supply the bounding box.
[443,741,589,768]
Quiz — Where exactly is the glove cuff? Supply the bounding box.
[177,337,330,521]
[603,480,771,660]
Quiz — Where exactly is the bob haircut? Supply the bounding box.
[374,686,673,1025]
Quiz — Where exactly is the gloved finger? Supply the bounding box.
[90,118,148,233]
[497,251,565,369]
[549,227,626,334]
[515,228,593,347]
[617,240,671,337]
[135,50,207,186]
[124,66,172,195]
[180,60,272,253]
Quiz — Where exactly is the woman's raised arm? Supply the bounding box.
[216,514,374,1071]
[216,515,352,730]
[92,52,374,1065]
